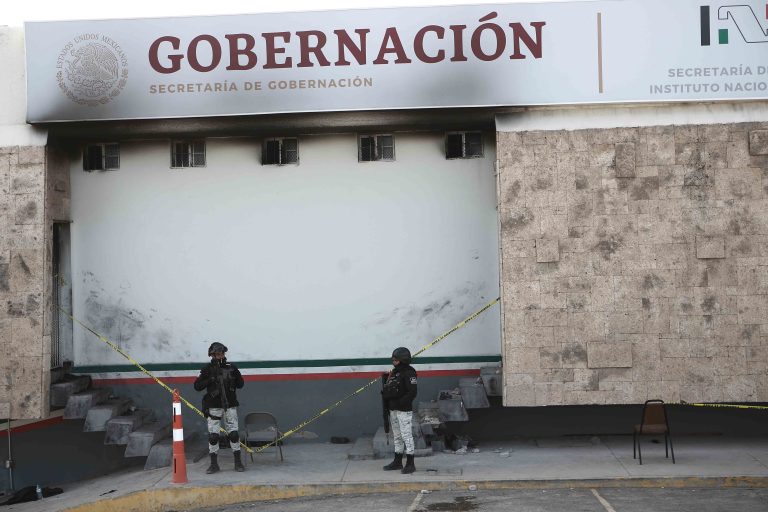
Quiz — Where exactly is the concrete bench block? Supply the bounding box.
[437,390,469,422]
[416,401,442,426]
[51,376,91,408]
[142,431,198,469]
[125,421,171,457]
[417,401,440,415]
[104,409,152,445]
[419,422,435,436]
[144,439,172,470]
[63,388,111,419]
[372,426,431,458]
[480,366,503,396]
[431,439,446,452]
[459,380,490,409]
[84,399,133,432]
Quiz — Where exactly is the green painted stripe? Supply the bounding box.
[72,355,502,374]
[718,28,728,44]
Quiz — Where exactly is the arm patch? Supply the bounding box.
[410,376,417,385]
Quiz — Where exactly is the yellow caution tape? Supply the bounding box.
[677,401,768,410]
[252,296,500,453]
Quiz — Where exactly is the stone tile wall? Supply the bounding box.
[0,145,47,419]
[497,122,768,406]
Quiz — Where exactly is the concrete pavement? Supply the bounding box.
[5,435,768,512]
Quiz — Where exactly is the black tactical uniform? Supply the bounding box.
[194,342,245,473]
[382,347,418,474]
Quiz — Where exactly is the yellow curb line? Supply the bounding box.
[63,476,768,512]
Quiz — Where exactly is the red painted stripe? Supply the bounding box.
[0,415,64,436]
[92,369,481,386]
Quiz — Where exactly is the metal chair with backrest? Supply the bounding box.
[241,412,283,462]
[633,399,675,465]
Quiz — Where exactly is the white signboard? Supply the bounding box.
[24,0,768,122]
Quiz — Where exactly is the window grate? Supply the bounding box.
[263,138,299,165]
[465,132,483,157]
[83,143,120,171]
[51,222,72,370]
[445,132,483,159]
[359,134,395,162]
[171,140,206,168]
[360,136,375,161]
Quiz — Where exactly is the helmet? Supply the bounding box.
[391,347,412,365]
[208,342,228,356]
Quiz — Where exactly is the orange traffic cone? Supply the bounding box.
[171,389,188,484]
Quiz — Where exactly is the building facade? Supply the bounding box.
[1,0,767,426]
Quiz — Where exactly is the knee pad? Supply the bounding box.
[227,431,240,443]
[208,433,220,446]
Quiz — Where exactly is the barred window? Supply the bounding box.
[83,143,120,171]
[359,135,395,162]
[262,138,299,165]
[171,141,206,168]
[445,132,483,159]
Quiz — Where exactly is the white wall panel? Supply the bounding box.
[70,132,500,364]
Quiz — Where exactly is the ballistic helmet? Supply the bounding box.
[392,347,412,365]
[208,342,228,356]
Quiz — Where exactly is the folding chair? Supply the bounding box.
[241,412,283,462]
[633,399,675,465]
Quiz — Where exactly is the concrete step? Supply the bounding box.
[144,439,172,470]
[459,378,490,409]
[372,426,432,459]
[50,376,91,408]
[83,399,134,432]
[437,389,469,422]
[125,422,171,457]
[416,401,444,435]
[416,401,442,421]
[347,436,374,460]
[480,366,503,396]
[50,367,66,385]
[63,387,112,419]
[417,401,440,416]
[430,438,447,452]
[104,409,152,445]
[151,431,204,469]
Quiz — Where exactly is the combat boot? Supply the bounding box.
[234,451,245,472]
[401,454,415,474]
[206,453,220,474]
[382,452,403,470]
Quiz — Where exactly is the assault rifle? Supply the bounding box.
[381,373,390,434]
[212,362,230,410]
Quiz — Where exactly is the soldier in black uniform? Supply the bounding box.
[194,342,245,473]
[381,346,418,474]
